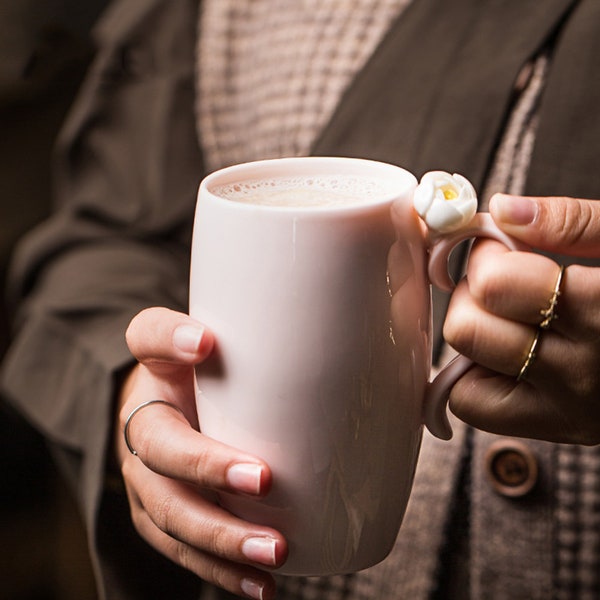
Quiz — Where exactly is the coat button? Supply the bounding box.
[484,439,538,498]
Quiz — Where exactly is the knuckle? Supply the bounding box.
[179,446,209,483]
[445,324,476,358]
[204,560,230,591]
[443,305,476,356]
[468,266,504,311]
[441,313,461,348]
[566,199,593,241]
[552,198,593,244]
[175,539,196,573]
[203,519,231,558]
[189,443,228,489]
[467,248,521,314]
[172,445,223,490]
[153,492,181,536]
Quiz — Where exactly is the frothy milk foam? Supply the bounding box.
[212,175,397,208]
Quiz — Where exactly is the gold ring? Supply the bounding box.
[517,329,541,382]
[539,264,565,329]
[123,400,186,456]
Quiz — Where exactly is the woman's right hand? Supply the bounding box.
[115,307,288,600]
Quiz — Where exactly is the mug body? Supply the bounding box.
[190,157,425,575]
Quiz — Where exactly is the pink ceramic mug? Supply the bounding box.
[190,157,519,576]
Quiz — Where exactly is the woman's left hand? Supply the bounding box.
[443,193,600,445]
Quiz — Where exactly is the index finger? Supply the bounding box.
[466,239,560,325]
[121,399,272,498]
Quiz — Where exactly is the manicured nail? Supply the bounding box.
[241,537,278,566]
[226,463,263,495]
[241,577,265,600]
[173,324,204,354]
[491,194,538,225]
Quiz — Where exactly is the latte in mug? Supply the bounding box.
[212,174,399,208]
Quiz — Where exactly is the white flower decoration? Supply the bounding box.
[413,171,478,233]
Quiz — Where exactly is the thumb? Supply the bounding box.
[489,193,600,257]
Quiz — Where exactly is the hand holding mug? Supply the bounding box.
[443,194,600,445]
[116,307,287,600]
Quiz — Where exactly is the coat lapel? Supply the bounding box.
[312,0,578,189]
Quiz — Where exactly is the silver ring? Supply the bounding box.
[123,400,186,456]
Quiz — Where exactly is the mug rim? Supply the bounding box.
[199,156,417,214]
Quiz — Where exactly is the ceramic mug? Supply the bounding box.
[189,157,518,576]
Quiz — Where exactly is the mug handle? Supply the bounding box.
[423,213,527,440]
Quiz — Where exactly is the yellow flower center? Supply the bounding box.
[442,186,458,200]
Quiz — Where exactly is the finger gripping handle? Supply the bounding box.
[427,213,524,292]
[424,213,526,439]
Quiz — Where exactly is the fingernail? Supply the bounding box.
[173,324,204,354]
[491,194,538,225]
[241,537,278,566]
[226,463,263,495]
[241,578,265,600]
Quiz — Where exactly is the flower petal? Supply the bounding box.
[453,173,477,198]
[413,178,435,217]
[424,200,465,233]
